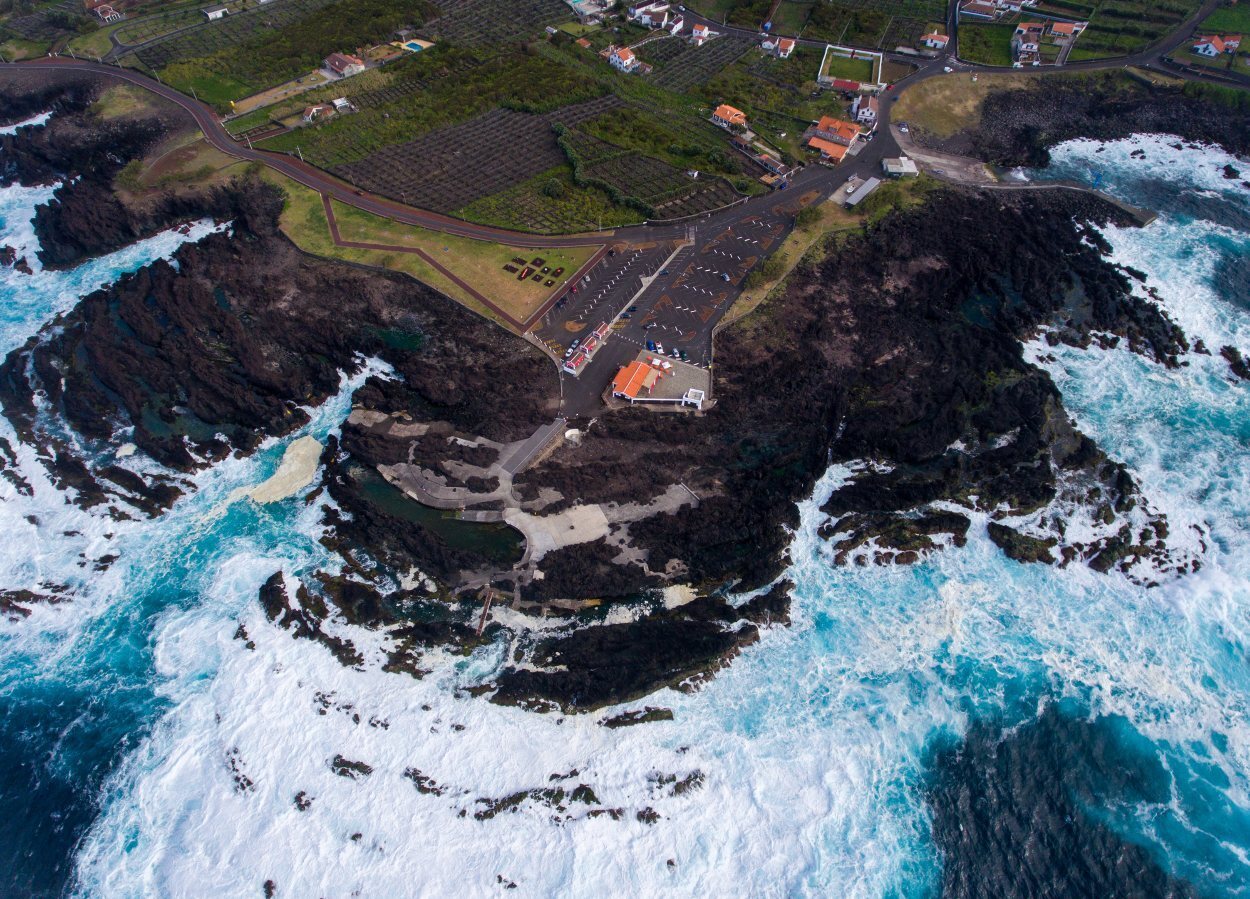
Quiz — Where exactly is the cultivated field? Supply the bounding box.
[1048,0,1203,59]
[688,0,946,47]
[331,95,624,213]
[418,0,570,45]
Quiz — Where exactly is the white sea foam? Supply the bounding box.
[0,138,1244,898]
[0,110,52,136]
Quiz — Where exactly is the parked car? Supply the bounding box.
[671,348,680,358]
[628,305,638,312]
[656,344,664,354]
[898,123,909,133]
[660,269,669,275]
[647,340,656,352]
[679,349,689,361]
[720,273,731,282]
[621,313,632,320]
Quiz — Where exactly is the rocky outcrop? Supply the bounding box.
[919,71,1250,168]
[490,591,789,713]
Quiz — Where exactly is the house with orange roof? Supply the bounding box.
[612,361,662,402]
[1048,20,1087,40]
[774,36,796,58]
[609,45,638,72]
[692,23,712,45]
[711,104,748,129]
[921,32,948,49]
[805,115,860,162]
[1193,33,1241,56]
[324,52,365,78]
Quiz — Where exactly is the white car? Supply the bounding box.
[943,66,953,73]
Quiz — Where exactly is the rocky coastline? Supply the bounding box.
[918,71,1250,169]
[0,69,1234,713]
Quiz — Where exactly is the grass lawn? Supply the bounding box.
[820,52,875,82]
[769,0,814,33]
[261,171,596,330]
[957,23,1017,66]
[329,197,596,325]
[892,71,1037,136]
[91,83,157,119]
[1196,1,1250,33]
[66,22,122,58]
[0,35,53,59]
[158,66,253,107]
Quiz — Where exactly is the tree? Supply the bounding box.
[542,178,566,199]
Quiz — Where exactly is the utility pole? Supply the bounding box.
[296,145,304,162]
[245,134,252,150]
[190,85,198,102]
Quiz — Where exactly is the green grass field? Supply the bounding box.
[1197,1,1250,33]
[820,52,875,82]
[958,23,1017,66]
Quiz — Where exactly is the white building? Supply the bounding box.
[610,46,638,72]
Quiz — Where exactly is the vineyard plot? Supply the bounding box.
[418,0,571,45]
[331,95,623,213]
[133,0,341,71]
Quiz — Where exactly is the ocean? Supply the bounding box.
[0,124,1248,897]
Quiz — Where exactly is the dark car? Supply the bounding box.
[647,340,656,352]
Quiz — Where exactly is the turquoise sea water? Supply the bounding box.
[0,128,1248,897]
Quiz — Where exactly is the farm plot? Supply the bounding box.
[1069,0,1202,58]
[418,0,571,45]
[562,126,743,219]
[802,0,946,48]
[331,95,624,213]
[113,8,203,48]
[137,0,436,106]
[583,152,741,219]
[648,34,754,92]
[3,0,87,42]
[260,48,604,166]
[134,0,339,71]
[457,165,643,234]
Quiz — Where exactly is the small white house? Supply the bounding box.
[610,46,638,72]
[203,5,228,20]
[692,23,711,45]
[852,95,878,125]
[921,32,948,49]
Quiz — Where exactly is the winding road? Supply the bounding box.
[4,0,1240,253]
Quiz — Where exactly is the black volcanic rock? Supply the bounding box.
[922,72,1250,167]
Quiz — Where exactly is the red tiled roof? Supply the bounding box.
[808,136,849,161]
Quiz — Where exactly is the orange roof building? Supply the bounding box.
[612,361,661,401]
[712,104,748,127]
[808,137,849,162]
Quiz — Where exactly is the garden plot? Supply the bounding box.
[648,34,754,92]
[457,166,643,234]
[331,95,624,213]
[418,0,571,45]
[801,0,946,47]
[562,127,743,219]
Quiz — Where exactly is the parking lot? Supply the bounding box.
[533,198,806,416]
